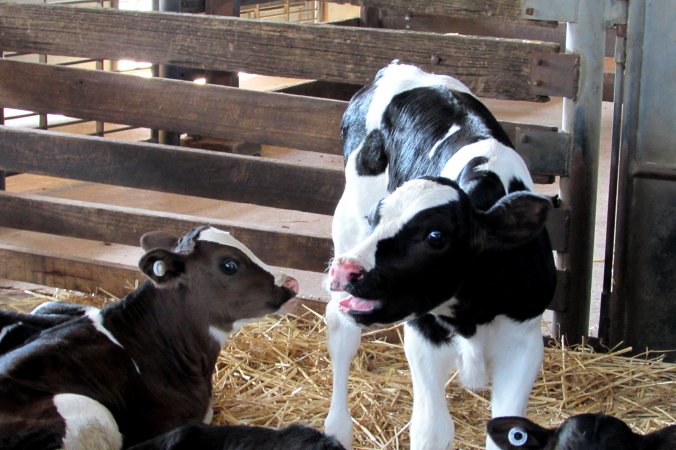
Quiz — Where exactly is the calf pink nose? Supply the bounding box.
[330,259,365,291]
[282,276,299,295]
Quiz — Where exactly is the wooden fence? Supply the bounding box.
[0,1,596,336]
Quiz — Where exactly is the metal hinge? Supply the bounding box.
[520,0,628,25]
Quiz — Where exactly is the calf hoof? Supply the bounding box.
[410,412,454,450]
[325,407,353,450]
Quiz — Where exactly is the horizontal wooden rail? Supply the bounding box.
[0,192,332,273]
[0,126,345,216]
[0,242,567,312]
[0,60,344,154]
[0,3,574,100]
[0,60,570,176]
[0,243,142,299]
[335,0,526,22]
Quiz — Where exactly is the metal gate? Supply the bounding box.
[601,0,676,361]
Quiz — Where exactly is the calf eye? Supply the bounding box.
[425,231,447,249]
[220,259,239,275]
[508,427,528,446]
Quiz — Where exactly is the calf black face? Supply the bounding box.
[329,177,551,326]
[488,414,676,450]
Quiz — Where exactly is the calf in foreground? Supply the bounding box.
[129,423,345,450]
[325,62,556,450]
[488,414,676,450]
[0,226,299,449]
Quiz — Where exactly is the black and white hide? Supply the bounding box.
[0,226,299,449]
[324,62,557,450]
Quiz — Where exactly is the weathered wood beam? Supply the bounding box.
[0,243,327,311]
[0,60,344,154]
[0,243,567,312]
[0,3,571,100]
[0,192,332,273]
[0,61,569,177]
[0,126,345,216]
[0,243,142,299]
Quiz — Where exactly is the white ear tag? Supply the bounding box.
[508,427,528,446]
[153,260,167,277]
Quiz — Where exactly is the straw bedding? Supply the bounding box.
[2,289,674,449]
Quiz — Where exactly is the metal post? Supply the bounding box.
[554,0,605,343]
[598,26,626,343]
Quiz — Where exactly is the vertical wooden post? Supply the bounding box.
[204,1,240,88]
[360,5,381,28]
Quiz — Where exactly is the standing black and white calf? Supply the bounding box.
[0,226,299,449]
[487,414,676,450]
[324,62,556,450]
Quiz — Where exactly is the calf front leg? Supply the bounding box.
[324,296,362,449]
[404,321,457,450]
[486,315,544,450]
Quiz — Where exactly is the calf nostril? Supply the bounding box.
[283,276,299,295]
[347,270,364,282]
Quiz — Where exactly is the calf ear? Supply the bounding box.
[487,416,551,449]
[140,231,179,252]
[139,249,186,284]
[478,191,551,250]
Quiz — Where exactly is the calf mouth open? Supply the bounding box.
[338,295,383,316]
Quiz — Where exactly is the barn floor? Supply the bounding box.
[0,75,615,335]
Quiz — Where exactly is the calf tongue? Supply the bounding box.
[339,295,381,312]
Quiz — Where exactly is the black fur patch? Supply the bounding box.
[356,130,388,176]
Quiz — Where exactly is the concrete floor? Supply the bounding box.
[0,76,614,335]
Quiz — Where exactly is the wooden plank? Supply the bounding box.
[0,244,327,312]
[0,60,567,177]
[0,243,568,313]
[0,3,567,100]
[549,269,568,312]
[331,0,531,23]
[0,190,568,268]
[0,244,142,299]
[0,126,345,216]
[547,207,568,253]
[0,192,332,273]
[0,60,345,155]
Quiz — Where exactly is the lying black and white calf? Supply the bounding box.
[325,62,557,450]
[0,226,300,449]
[129,423,345,450]
[487,414,676,450]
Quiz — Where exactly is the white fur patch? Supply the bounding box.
[198,227,289,287]
[208,325,230,348]
[0,323,20,342]
[366,63,472,132]
[86,309,123,349]
[377,178,460,240]
[338,179,460,270]
[440,138,535,192]
[428,124,461,158]
[54,393,122,450]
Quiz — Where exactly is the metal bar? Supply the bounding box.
[599,29,626,343]
[553,0,606,342]
[631,163,676,181]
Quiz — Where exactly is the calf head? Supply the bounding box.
[487,414,676,450]
[328,177,550,325]
[139,226,298,333]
